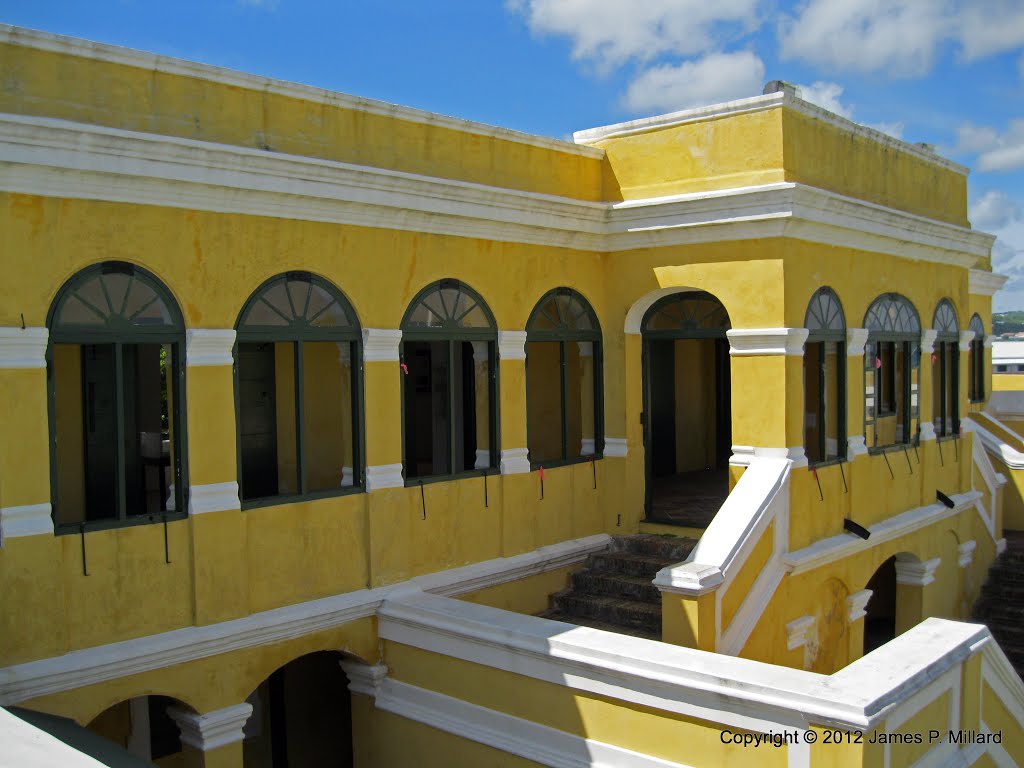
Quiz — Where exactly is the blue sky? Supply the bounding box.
[3,0,1024,310]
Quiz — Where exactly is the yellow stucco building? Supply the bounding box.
[1,24,1023,768]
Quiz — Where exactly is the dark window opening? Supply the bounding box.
[803,340,845,464]
[932,342,959,437]
[864,294,920,451]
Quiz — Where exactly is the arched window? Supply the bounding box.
[932,299,959,438]
[526,288,603,466]
[235,272,362,504]
[969,314,985,403]
[400,279,497,481]
[803,288,846,464]
[864,294,921,450]
[47,262,185,529]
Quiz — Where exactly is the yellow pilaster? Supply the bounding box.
[498,332,528,453]
[661,591,717,651]
[0,355,51,509]
[894,556,940,635]
[180,742,243,768]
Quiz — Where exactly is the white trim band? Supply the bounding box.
[960,330,977,353]
[185,329,235,367]
[167,703,253,751]
[365,464,404,491]
[846,328,869,357]
[0,503,53,544]
[188,482,241,515]
[0,327,48,369]
[786,616,816,651]
[499,448,531,475]
[497,330,527,361]
[362,328,402,362]
[920,329,938,351]
[603,438,628,458]
[727,328,808,356]
[894,556,942,587]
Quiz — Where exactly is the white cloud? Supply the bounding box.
[509,0,761,73]
[796,81,853,118]
[866,121,905,139]
[779,0,1024,77]
[970,190,1023,230]
[624,52,766,114]
[955,120,1024,172]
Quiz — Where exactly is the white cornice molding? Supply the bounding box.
[575,91,968,175]
[365,464,403,491]
[727,328,808,356]
[0,533,605,704]
[0,327,48,369]
[0,115,994,268]
[188,482,240,515]
[895,556,941,587]
[362,328,402,362]
[969,269,1009,297]
[846,328,869,357]
[958,541,977,569]
[167,703,252,751]
[0,503,53,545]
[497,330,527,361]
[847,590,873,622]
[185,329,235,367]
[0,25,603,161]
[959,330,977,353]
[786,616,815,651]
[339,661,388,697]
[499,448,530,475]
[603,438,628,458]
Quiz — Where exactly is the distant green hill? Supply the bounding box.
[994,312,1024,335]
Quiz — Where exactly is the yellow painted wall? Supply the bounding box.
[992,374,1024,391]
[457,565,576,615]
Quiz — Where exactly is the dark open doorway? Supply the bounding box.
[641,292,732,527]
[863,556,897,654]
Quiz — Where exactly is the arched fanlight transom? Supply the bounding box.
[50,262,183,335]
[864,293,921,335]
[402,279,496,333]
[970,314,985,338]
[641,291,731,335]
[805,287,846,336]
[527,288,600,338]
[238,272,358,336]
[933,299,959,339]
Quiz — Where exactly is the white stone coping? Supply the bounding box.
[0,533,608,704]
[365,463,403,491]
[379,590,1010,732]
[574,91,969,175]
[959,330,977,353]
[0,113,993,268]
[846,328,869,357]
[958,540,977,569]
[185,329,235,367]
[786,616,815,651]
[654,457,790,596]
[727,328,808,356]
[847,590,873,622]
[970,417,1024,470]
[167,703,253,751]
[603,438,627,458]
[0,706,113,767]
[969,269,1009,297]
[362,328,402,362]
[730,445,806,468]
[497,331,527,361]
[499,448,530,475]
[188,482,241,516]
[0,503,53,545]
[783,490,983,576]
[894,556,942,587]
[0,327,47,369]
[0,25,604,160]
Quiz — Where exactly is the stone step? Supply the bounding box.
[569,569,662,604]
[976,601,1024,623]
[609,534,698,563]
[987,566,1024,585]
[551,592,661,633]
[981,581,1024,601]
[586,552,675,579]
[536,609,660,642]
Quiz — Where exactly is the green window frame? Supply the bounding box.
[803,287,847,466]
[932,299,960,438]
[234,272,364,508]
[864,293,921,451]
[400,279,499,484]
[46,261,187,532]
[525,288,604,468]
[969,314,985,403]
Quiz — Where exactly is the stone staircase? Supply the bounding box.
[539,534,698,641]
[974,531,1024,679]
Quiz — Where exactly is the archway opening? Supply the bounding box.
[864,556,897,654]
[641,291,732,525]
[86,694,190,763]
[243,651,354,768]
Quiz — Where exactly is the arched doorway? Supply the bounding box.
[641,291,732,524]
[87,695,190,763]
[244,651,354,767]
[863,556,897,654]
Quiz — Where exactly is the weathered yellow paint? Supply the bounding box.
[805,725,884,768]
[982,681,1024,759]
[458,565,575,615]
[992,373,1024,391]
[0,367,50,508]
[662,591,716,651]
[720,521,774,630]
[889,691,950,766]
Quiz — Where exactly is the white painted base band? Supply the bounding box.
[185,329,235,367]
[499,448,530,475]
[365,464,404,491]
[167,703,253,751]
[188,482,241,515]
[0,327,48,369]
[603,438,627,458]
[0,503,53,543]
